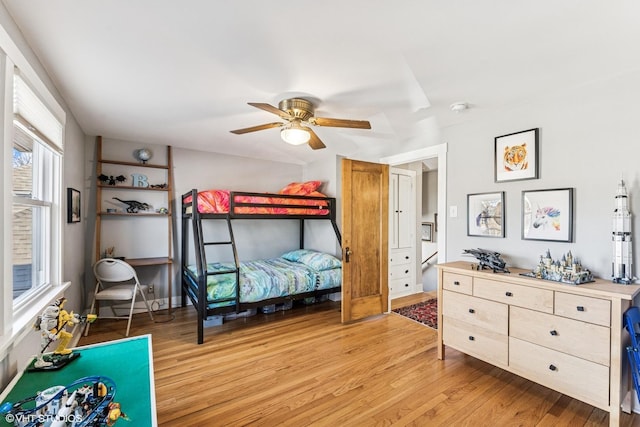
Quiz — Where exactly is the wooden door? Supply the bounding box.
[341,158,389,322]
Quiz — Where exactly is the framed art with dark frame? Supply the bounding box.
[495,128,539,182]
[421,222,434,242]
[522,188,573,242]
[67,187,81,223]
[467,191,505,237]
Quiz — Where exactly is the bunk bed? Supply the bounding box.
[181,186,342,344]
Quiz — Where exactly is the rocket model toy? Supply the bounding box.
[612,180,634,284]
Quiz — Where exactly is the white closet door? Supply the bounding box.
[390,173,399,249]
[397,174,412,248]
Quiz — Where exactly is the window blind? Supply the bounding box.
[13,73,63,151]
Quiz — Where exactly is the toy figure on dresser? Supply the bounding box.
[612,179,635,284]
[112,197,150,213]
[521,250,594,285]
[463,248,510,273]
[30,298,97,371]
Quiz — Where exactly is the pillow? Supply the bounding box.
[281,249,341,271]
[279,181,322,195]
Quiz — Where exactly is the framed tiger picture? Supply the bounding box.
[494,128,539,182]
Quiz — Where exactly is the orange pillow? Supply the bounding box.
[278,180,322,195]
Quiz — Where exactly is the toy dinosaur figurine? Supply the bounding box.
[112,197,150,213]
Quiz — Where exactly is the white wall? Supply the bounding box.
[302,155,343,256]
[442,69,640,282]
[173,146,308,264]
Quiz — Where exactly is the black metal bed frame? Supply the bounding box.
[181,189,342,344]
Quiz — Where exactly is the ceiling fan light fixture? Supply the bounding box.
[281,123,310,145]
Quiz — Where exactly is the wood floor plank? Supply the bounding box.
[78,294,639,426]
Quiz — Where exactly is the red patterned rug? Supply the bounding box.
[392,298,438,329]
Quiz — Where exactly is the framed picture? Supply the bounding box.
[522,188,573,242]
[67,188,81,223]
[467,191,505,237]
[495,128,539,182]
[421,222,434,242]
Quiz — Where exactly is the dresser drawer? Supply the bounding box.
[389,264,412,279]
[510,306,610,365]
[509,337,609,408]
[554,292,611,327]
[390,249,413,265]
[442,272,473,295]
[389,278,413,294]
[443,290,508,335]
[443,316,508,366]
[474,277,553,313]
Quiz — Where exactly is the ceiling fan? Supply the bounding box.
[230,98,371,150]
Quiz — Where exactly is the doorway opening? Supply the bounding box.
[381,143,447,293]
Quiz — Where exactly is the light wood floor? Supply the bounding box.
[79,294,640,426]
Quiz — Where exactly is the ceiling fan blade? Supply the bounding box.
[247,102,293,120]
[305,127,326,150]
[230,122,283,134]
[311,117,371,129]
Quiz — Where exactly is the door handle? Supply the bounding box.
[345,247,352,263]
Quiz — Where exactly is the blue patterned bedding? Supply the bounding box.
[188,254,341,309]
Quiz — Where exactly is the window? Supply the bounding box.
[0,21,66,348]
[10,72,63,308]
[12,123,58,302]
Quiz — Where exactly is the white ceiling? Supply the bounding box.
[3,1,640,165]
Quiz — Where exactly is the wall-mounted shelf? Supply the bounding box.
[99,212,170,217]
[98,184,169,191]
[94,136,174,314]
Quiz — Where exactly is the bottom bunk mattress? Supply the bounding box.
[187,252,341,309]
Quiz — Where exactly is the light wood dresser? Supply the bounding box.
[437,261,640,426]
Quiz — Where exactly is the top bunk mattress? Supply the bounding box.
[190,189,329,215]
[183,181,332,215]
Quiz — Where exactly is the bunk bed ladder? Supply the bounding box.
[199,215,242,313]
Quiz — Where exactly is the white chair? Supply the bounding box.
[85,258,154,337]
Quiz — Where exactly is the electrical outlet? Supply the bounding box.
[148,283,154,294]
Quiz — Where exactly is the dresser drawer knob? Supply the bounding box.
[576,306,585,312]
[505,291,513,297]
[549,364,557,371]
[405,269,409,274]
[468,336,475,341]
[405,255,409,259]
[453,281,460,286]
[404,283,409,287]
[550,330,558,336]
[469,308,475,314]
